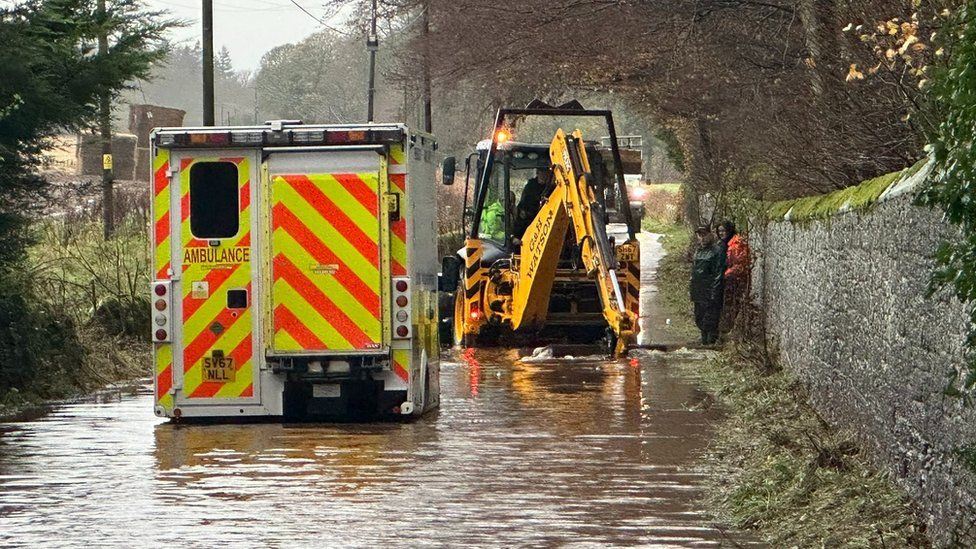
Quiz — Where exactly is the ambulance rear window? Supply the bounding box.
[189,161,239,239]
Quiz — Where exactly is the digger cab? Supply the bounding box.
[459,139,617,267]
[438,102,641,351]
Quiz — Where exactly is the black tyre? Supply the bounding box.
[437,291,454,347]
[452,286,468,348]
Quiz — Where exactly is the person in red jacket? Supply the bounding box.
[718,221,751,334]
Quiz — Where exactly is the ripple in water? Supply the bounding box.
[0,349,761,548]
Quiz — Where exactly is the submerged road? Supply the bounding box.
[0,235,761,548]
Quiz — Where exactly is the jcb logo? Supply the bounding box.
[202,350,236,383]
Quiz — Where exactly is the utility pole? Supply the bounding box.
[366,0,378,123]
[421,2,432,133]
[202,0,215,126]
[97,0,114,239]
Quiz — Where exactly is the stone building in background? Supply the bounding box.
[48,104,186,183]
[77,133,138,180]
[129,104,185,181]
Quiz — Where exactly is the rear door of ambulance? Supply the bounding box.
[264,150,386,355]
[170,150,263,411]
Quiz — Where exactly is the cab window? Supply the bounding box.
[478,164,509,241]
[189,161,239,239]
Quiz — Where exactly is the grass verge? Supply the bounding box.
[646,182,683,194]
[0,217,150,416]
[642,219,698,340]
[688,346,930,547]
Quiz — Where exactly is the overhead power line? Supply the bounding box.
[287,0,354,36]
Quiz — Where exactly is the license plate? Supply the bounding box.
[202,351,235,382]
[312,384,341,398]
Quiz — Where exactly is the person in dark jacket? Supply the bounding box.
[513,169,551,240]
[690,225,725,345]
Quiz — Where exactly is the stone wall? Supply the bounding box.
[751,165,976,547]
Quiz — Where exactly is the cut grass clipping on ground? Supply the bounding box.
[689,349,930,548]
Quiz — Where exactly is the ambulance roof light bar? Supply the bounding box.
[154,126,404,149]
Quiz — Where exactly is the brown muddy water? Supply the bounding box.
[0,348,760,548]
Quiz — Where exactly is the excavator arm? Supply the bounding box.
[510,128,638,354]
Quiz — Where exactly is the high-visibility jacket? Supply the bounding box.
[725,234,751,283]
[482,201,506,241]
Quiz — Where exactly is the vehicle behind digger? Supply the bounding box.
[439,102,641,355]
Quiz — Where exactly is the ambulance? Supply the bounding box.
[149,121,440,419]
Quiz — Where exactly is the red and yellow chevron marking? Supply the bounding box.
[392,349,410,383]
[155,341,174,411]
[152,148,174,411]
[153,149,171,280]
[178,157,255,401]
[390,173,407,276]
[271,173,382,352]
[389,143,406,166]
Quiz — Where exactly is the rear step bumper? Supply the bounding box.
[268,348,390,360]
[268,349,391,379]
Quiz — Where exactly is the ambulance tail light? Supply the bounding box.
[189,132,230,146]
[392,276,411,340]
[151,281,173,343]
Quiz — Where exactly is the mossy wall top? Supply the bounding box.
[767,159,930,223]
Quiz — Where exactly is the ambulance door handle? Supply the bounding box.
[386,193,400,221]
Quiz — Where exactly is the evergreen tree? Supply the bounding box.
[0,0,172,394]
[216,45,235,81]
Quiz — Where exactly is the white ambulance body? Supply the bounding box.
[149,122,439,419]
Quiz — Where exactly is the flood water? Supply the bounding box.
[0,348,759,547]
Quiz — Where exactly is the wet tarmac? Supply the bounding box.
[0,348,761,547]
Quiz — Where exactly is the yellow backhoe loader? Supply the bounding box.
[439,102,641,355]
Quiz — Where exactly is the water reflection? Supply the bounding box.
[153,422,422,501]
[0,349,760,547]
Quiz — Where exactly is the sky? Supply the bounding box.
[144,0,357,71]
[0,0,360,71]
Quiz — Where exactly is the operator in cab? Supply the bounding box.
[513,168,553,241]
